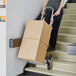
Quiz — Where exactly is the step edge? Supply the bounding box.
[62,20,76,22]
[58,33,76,37]
[60,26,76,29]
[53,59,76,65]
[25,67,76,76]
[64,8,76,10]
[36,59,76,67]
[57,41,72,44]
[63,14,76,15]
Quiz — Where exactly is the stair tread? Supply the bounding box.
[64,8,76,10]
[62,14,76,20]
[60,26,76,29]
[53,60,76,74]
[51,50,71,54]
[59,26,76,35]
[53,59,76,65]
[63,14,76,15]
[57,33,76,43]
[56,41,70,51]
[51,50,76,56]
[47,50,76,63]
[25,67,76,76]
[58,33,76,37]
[51,50,76,59]
[67,3,76,7]
[36,58,76,67]
[55,48,66,52]
[56,41,71,50]
[49,49,69,54]
[57,41,72,44]
[67,3,76,5]
[62,20,76,22]
[36,59,76,73]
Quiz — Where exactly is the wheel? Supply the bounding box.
[31,64,36,67]
[47,63,50,70]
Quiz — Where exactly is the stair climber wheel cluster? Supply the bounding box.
[25,3,76,76]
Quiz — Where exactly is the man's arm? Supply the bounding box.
[41,0,49,15]
[55,0,64,16]
[58,0,64,11]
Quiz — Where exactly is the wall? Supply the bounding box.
[0,22,6,76]
[6,0,44,76]
[68,0,76,3]
[71,0,76,2]
[0,7,6,76]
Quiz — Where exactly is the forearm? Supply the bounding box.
[58,0,64,11]
[42,0,49,11]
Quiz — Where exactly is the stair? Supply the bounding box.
[61,20,76,27]
[62,14,76,20]
[48,51,76,62]
[64,8,76,14]
[56,41,70,51]
[25,67,76,76]
[36,59,76,74]
[58,33,76,43]
[25,3,76,76]
[67,3,76,8]
[59,26,76,35]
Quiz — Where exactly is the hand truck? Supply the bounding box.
[9,6,55,71]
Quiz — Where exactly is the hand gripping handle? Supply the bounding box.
[41,6,55,26]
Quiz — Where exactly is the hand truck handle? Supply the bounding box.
[41,6,55,26]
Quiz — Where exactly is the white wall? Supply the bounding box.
[0,8,6,76]
[0,22,6,76]
[6,0,44,76]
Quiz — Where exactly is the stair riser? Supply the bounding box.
[57,35,76,43]
[64,9,76,14]
[59,28,76,35]
[61,21,76,27]
[56,43,69,51]
[53,62,76,74]
[67,4,76,8]
[48,51,76,62]
[62,15,76,20]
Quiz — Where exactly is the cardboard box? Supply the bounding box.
[18,39,47,64]
[18,20,52,64]
[24,20,52,46]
